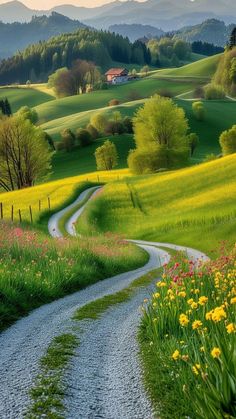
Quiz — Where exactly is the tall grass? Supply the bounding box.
[0,222,147,330]
[76,155,236,255]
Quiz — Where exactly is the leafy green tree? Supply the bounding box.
[0,116,53,191]
[204,83,225,100]
[59,129,76,152]
[192,101,206,121]
[94,140,118,171]
[173,40,191,60]
[123,116,133,133]
[133,95,189,149]
[219,125,236,155]
[90,113,107,134]
[16,106,38,125]
[76,128,93,147]
[86,124,99,140]
[141,65,150,76]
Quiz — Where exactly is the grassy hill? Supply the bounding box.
[158,54,222,78]
[76,155,236,255]
[0,86,54,112]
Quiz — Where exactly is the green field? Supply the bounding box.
[76,155,236,255]
[0,87,54,112]
[158,53,222,78]
[52,134,134,180]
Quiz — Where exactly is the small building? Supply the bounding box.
[229,27,236,49]
[105,68,129,84]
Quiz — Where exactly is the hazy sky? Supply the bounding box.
[0,0,146,9]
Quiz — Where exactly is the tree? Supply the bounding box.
[94,140,118,170]
[16,106,39,125]
[0,98,12,117]
[130,95,190,174]
[219,125,236,155]
[43,132,55,150]
[86,124,99,140]
[0,116,53,191]
[90,113,107,134]
[48,67,73,98]
[141,65,150,76]
[188,133,199,156]
[123,116,133,133]
[76,128,92,147]
[204,83,225,100]
[133,95,189,149]
[59,129,76,152]
[192,101,206,121]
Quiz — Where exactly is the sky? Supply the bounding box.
[0,0,146,9]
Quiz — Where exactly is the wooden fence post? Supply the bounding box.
[11,205,14,222]
[48,197,51,210]
[39,200,41,212]
[29,206,33,223]
[97,175,100,182]
[0,203,3,219]
[18,209,22,223]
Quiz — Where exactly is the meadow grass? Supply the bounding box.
[75,155,236,255]
[0,86,54,112]
[157,54,222,78]
[140,246,236,418]
[0,169,129,224]
[0,222,147,331]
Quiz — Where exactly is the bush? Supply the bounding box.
[192,101,206,121]
[188,133,199,156]
[123,116,133,134]
[158,89,173,98]
[86,124,99,140]
[219,125,236,155]
[128,146,189,175]
[60,129,76,152]
[204,153,218,162]
[95,140,118,170]
[76,128,93,147]
[109,99,120,107]
[204,84,226,100]
[193,86,204,99]
[90,113,107,134]
[105,120,125,136]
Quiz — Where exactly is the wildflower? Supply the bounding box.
[211,347,221,358]
[192,320,203,330]
[172,350,180,361]
[157,281,167,287]
[226,323,235,334]
[191,302,198,309]
[230,297,236,305]
[200,346,205,352]
[198,296,208,305]
[211,306,227,322]
[178,291,186,298]
[143,298,148,303]
[153,292,160,299]
[187,298,194,305]
[192,366,199,375]
[182,355,189,362]
[179,313,189,327]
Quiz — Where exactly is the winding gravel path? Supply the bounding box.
[0,186,208,419]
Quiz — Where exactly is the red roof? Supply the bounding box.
[105,68,128,76]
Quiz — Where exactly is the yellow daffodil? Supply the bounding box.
[192,320,203,330]
[179,313,189,327]
[198,296,208,305]
[172,350,180,361]
[226,323,235,334]
[211,347,221,358]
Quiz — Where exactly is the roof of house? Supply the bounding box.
[105,68,128,76]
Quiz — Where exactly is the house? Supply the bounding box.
[105,68,129,84]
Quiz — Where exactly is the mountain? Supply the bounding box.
[109,24,164,42]
[0,13,87,59]
[0,0,236,30]
[175,19,235,47]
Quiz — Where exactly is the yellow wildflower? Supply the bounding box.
[178,291,186,298]
[153,292,160,299]
[182,355,189,362]
[191,302,198,309]
[192,366,199,375]
[194,289,200,294]
[179,313,189,327]
[226,323,235,334]
[192,320,203,330]
[187,298,194,305]
[172,350,180,361]
[230,297,236,305]
[157,281,167,288]
[211,347,221,358]
[200,346,205,352]
[198,296,208,305]
[211,306,227,322]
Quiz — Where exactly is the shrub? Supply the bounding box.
[90,113,107,134]
[86,124,99,140]
[123,116,133,134]
[95,140,118,171]
[192,101,206,121]
[204,83,225,100]
[105,121,125,136]
[60,129,76,152]
[76,128,93,147]
[158,89,173,98]
[193,86,204,99]
[204,153,218,162]
[109,99,120,107]
[219,125,236,155]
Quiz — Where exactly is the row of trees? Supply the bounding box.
[0,29,151,85]
[213,47,236,97]
[147,38,191,67]
[48,60,102,98]
[0,99,12,117]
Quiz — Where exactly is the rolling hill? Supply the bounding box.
[76,154,236,255]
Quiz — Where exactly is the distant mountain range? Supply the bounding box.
[109,24,164,42]
[0,0,236,31]
[0,12,87,59]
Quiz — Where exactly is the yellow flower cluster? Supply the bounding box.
[179,313,189,327]
[206,306,227,322]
